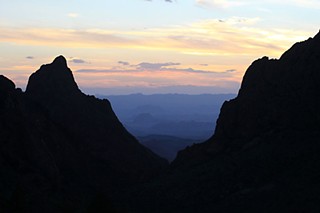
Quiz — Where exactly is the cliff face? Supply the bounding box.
[0,75,73,212]
[125,31,320,213]
[174,31,320,162]
[0,57,167,212]
[214,32,320,142]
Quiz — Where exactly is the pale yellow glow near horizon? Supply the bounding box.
[0,18,317,93]
[0,19,311,56]
[1,0,319,94]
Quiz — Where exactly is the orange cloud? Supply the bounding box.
[0,19,313,58]
[0,18,316,92]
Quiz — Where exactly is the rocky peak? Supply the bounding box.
[279,30,320,62]
[25,55,168,185]
[0,75,17,105]
[52,55,68,67]
[0,75,15,94]
[0,57,168,212]
[26,55,80,99]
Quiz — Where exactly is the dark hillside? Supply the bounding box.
[124,31,320,213]
[0,57,167,212]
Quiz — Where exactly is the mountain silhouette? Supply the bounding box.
[123,31,320,212]
[26,56,167,179]
[0,56,167,212]
[2,30,320,212]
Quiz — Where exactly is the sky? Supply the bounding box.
[0,0,319,95]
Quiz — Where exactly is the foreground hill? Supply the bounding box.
[124,31,320,212]
[0,56,167,212]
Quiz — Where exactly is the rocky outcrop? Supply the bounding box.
[214,32,320,143]
[0,56,167,212]
[26,56,167,182]
[175,30,320,162]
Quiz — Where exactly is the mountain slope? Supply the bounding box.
[0,56,167,212]
[26,56,167,181]
[125,31,320,213]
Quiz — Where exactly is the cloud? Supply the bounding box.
[77,69,138,73]
[76,61,235,75]
[137,62,180,70]
[219,17,261,25]
[0,18,313,59]
[118,61,130,66]
[76,67,232,74]
[74,68,240,94]
[26,56,34,59]
[160,67,214,73]
[161,67,236,74]
[0,28,136,49]
[69,58,88,64]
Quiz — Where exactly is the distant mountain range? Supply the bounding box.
[98,93,235,161]
[100,93,235,140]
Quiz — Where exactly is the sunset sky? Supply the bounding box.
[0,0,319,94]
